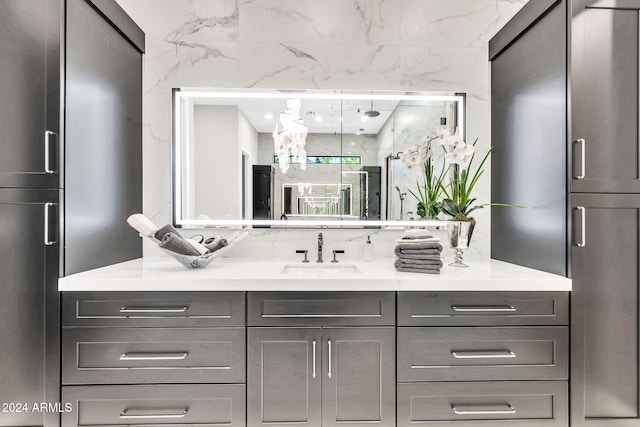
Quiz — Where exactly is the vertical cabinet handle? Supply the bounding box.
[44,130,57,174]
[575,206,586,247]
[327,339,332,378]
[44,202,57,246]
[312,339,317,379]
[574,138,586,179]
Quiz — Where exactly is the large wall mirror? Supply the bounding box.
[173,89,465,228]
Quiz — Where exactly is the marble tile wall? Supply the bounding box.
[115,0,528,261]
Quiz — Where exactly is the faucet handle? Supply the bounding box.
[296,250,310,263]
[331,250,345,263]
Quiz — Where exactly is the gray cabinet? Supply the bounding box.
[492,3,640,425]
[62,291,247,427]
[247,326,395,427]
[398,291,569,326]
[321,328,395,427]
[62,384,246,427]
[62,327,246,384]
[1,1,143,425]
[0,0,60,189]
[397,327,568,382]
[490,0,568,275]
[571,193,640,426]
[571,0,640,193]
[397,381,568,427]
[247,292,395,427]
[247,328,321,427]
[248,291,395,326]
[396,292,569,427]
[62,291,245,327]
[0,189,59,427]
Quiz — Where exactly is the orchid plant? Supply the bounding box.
[400,128,520,222]
[399,129,451,219]
[439,131,521,222]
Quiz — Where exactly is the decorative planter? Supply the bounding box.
[447,221,475,267]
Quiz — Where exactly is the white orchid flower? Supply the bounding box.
[445,133,465,150]
[434,128,451,141]
[445,146,473,167]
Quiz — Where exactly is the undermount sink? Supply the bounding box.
[282,264,361,275]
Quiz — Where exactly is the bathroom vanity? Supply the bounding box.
[58,258,571,427]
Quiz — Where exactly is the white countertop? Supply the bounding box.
[58,257,572,292]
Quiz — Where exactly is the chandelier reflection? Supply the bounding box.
[272,98,308,173]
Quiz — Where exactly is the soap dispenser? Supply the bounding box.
[364,235,374,262]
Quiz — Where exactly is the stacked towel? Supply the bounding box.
[394,230,443,275]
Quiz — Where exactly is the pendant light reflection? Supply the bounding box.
[273,98,308,173]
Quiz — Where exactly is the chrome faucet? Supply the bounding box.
[317,232,323,263]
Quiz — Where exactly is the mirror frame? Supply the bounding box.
[172,88,466,228]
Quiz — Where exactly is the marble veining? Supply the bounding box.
[114,0,529,259]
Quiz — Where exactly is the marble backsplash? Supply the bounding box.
[114,0,528,259]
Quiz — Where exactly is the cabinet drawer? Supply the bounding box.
[397,381,568,427]
[398,292,569,326]
[62,328,245,384]
[248,292,395,326]
[397,327,568,382]
[62,384,245,427]
[62,291,245,327]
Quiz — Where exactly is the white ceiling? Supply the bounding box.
[193,96,399,135]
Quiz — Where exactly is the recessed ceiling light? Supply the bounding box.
[361,116,368,122]
[265,113,274,120]
[338,117,343,122]
[315,116,323,122]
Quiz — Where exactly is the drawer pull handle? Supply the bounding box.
[120,408,188,419]
[120,306,188,313]
[451,350,516,359]
[451,305,516,312]
[452,404,516,415]
[120,352,188,361]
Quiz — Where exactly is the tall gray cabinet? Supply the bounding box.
[0,1,143,426]
[491,1,640,426]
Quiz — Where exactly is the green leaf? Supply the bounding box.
[442,199,460,216]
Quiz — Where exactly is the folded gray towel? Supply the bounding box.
[395,242,443,254]
[394,243,443,260]
[204,238,228,253]
[154,224,181,240]
[395,265,441,275]
[396,253,442,261]
[160,232,201,256]
[395,258,443,269]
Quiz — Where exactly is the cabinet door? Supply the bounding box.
[65,0,142,274]
[571,193,640,426]
[322,328,395,427]
[571,0,640,193]
[248,328,321,427]
[0,0,60,188]
[0,189,59,427]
